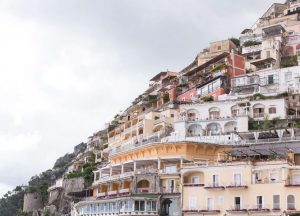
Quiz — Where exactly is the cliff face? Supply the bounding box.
[0,143,87,216]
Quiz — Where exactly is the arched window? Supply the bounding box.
[287,195,295,210]
[209,107,220,119]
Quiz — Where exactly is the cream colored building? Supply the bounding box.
[182,158,300,216]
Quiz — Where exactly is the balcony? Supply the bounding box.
[226,183,248,189]
[159,169,180,175]
[160,187,180,194]
[154,117,166,125]
[242,44,262,54]
[253,113,266,118]
[198,209,221,214]
[119,188,131,195]
[107,190,118,197]
[204,183,225,190]
[226,205,247,213]
[183,183,204,187]
[285,179,300,187]
[136,168,158,175]
[96,192,107,198]
[137,188,149,193]
[248,205,270,212]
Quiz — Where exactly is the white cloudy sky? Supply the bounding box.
[0,0,276,197]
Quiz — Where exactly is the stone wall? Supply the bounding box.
[134,174,160,193]
[63,177,85,193]
[23,193,43,213]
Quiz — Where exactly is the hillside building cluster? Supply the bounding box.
[29,1,300,216]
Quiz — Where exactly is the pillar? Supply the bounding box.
[133,161,136,172]
[157,158,161,170]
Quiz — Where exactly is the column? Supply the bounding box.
[180,157,183,169]
[110,165,113,176]
[121,163,124,174]
[157,158,161,170]
[133,161,136,172]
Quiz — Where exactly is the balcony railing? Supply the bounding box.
[137,188,149,193]
[227,205,247,212]
[285,179,300,187]
[107,190,118,196]
[160,187,180,193]
[154,117,165,125]
[248,205,270,212]
[96,192,107,198]
[226,182,248,189]
[119,188,131,195]
[253,113,266,118]
[204,183,225,189]
[136,168,158,174]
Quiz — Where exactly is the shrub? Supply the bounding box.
[202,95,214,102]
[281,55,298,68]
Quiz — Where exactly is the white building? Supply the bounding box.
[231,66,300,96]
[168,98,287,145]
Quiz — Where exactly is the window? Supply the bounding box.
[273,195,280,210]
[165,165,177,174]
[257,196,263,209]
[270,172,278,182]
[207,198,214,210]
[189,196,197,210]
[254,172,262,183]
[171,114,174,118]
[234,197,241,210]
[293,173,300,184]
[217,45,221,50]
[146,201,157,212]
[268,75,274,84]
[135,200,145,211]
[269,107,276,114]
[192,176,200,184]
[212,174,219,186]
[234,173,242,186]
[167,179,175,192]
[287,195,295,210]
[285,72,292,82]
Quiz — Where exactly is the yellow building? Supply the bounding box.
[182,155,300,216]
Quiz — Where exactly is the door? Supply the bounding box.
[167,179,175,193]
[234,197,241,210]
[207,198,214,211]
[234,173,241,186]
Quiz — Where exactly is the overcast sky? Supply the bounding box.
[0,0,277,197]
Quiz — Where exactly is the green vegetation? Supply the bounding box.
[163,93,170,103]
[201,95,214,102]
[243,40,261,47]
[240,92,288,101]
[211,63,226,73]
[0,187,25,216]
[281,55,298,68]
[66,162,96,186]
[0,144,86,216]
[229,37,240,47]
[108,114,121,131]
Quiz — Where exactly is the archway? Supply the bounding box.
[209,107,220,119]
[224,121,237,134]
[207,122,222,135]
[187,124,203,137]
